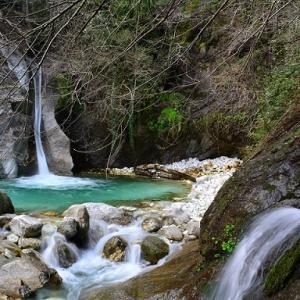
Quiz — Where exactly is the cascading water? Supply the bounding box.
[211,207,300,300]
[33,67,50,175]
[40,220,180,300]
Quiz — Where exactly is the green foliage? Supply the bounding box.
[250,61,300,144]
[212,224,237,258]
[147,92,185,139]
[55,74,84,116]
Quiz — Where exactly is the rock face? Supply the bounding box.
[141,236,169,264]
[0,192,14,215]
[0,39,30,179]
[63,203,132,225]
[10,215,43,238]
[198,108,300,297]
[103,236,128,262]
[42,69,74,175]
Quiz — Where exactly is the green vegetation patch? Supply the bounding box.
[250,60,300,144]
[212,224,238,259]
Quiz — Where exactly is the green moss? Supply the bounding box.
[264,241,300,296]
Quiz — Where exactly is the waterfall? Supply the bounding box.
[211,207,300,300]
[33,67,50,175]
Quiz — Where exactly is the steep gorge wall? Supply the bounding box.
[197,105,300,298]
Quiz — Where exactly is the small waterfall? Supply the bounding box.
[41,220,178,300]
[33,67,50,175]
[211,207,300,300]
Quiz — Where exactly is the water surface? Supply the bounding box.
[0,174,189,212]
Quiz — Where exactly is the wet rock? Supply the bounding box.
[80,241,201,300]
[18,238,42,250]
[103,236,127,262]
[0,249,54,298]
[41,223,57,240]
[174,212,190,226]
[88,220,105,246]
[48,267,63,286]
[142,218,162,233]
[159,225,183,241]
[0,240,21,257]
[64,203,132,225]
[0,192,14,215]
[10,215,43,238]
[6,233,19,244]
[141,236,169,264]
[186,220,200,237]
[57,218,78,239]
[162,215,176,226]
[61,206,89,246]
[0,214,15,227]
[54,239,77,268]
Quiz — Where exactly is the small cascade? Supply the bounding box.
[211,207,300,300]
[33,67,50,175]
[41,220,179,300]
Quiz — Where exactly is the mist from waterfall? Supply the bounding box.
[33,67,50,175]
[211,207,300,300]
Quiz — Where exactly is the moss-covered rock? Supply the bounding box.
[141,236,169,264]
[195,106,300,299]
[199,106,300,260]
[264,241,300,296]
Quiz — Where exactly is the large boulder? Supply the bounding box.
[62,206,89,246]
[54,239,77,268]
[141,236,169,264]
[0,249,60,298]
[10,215,42,238]
[102,236,128,262]
[63,203,132,225]
[0,192,14,215]
[57,218,78,240]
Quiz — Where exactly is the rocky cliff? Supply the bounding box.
[197,104,300,298]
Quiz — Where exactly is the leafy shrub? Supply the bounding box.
[147,92,185,140]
